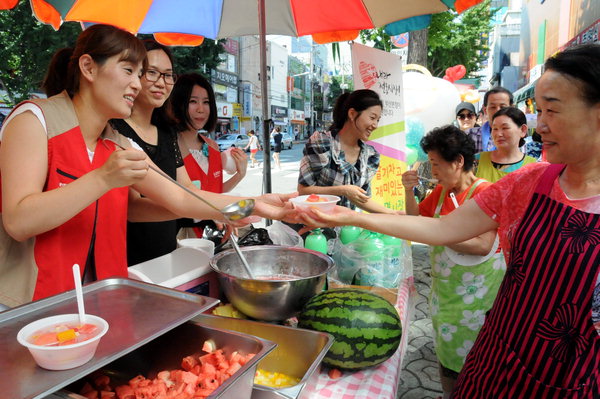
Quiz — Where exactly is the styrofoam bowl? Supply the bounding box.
[177,238,215,257]
[17,314,109,370]
[290,194,340,214]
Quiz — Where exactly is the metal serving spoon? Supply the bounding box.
[108,139,256,278]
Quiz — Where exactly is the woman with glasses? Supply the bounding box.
[455,102,477,132]
[475,107,537,183]
[108,39,185,265]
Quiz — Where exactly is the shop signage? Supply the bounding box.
[221,38,239,55]
[242,83,252,117]
[529,64,543,84]
[232,103,242,117]
[211,69,238,86]
[216,102,233,118]
[271,105,288,118]
[291,109,305,120]
[563,19,599,49]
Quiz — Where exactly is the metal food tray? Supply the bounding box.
[67,321,277,399]
[194,314,334,399]
[0,277,219,399]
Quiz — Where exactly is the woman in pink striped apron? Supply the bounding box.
[301,44,600,397]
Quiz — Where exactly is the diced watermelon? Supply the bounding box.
[226,361,241,376]
[114,385,135,399]
[181,355,198,371]
[128,375,145,388]
[328,368,343,379]
[202,339,216,353]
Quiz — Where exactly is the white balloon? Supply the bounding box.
[403,72,461,134]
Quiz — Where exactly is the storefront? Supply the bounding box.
[289,109,305,139]
[270,105,288,132]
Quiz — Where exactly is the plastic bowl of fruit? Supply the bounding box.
[17,314,109,370]
[290,194,340,214]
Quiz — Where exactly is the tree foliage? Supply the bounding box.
[327,75,353,109]
[0,2,80,104]
[427,1,494,77]
[356,0,494,79]
[0,3,226,105]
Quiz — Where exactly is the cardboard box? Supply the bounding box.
[328,281,399,306]
[128,247,220,299]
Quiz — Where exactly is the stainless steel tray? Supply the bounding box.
[194,315,334,399]
[67,321,277,399]
[0,277,219,399]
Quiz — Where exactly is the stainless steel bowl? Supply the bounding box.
[210,245,333,321]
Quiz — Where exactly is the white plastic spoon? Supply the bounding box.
[72,264,86,324]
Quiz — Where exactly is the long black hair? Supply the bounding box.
[169,73,218,133]
[329,89,383,134]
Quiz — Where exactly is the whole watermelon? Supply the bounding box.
[298,288,402,370]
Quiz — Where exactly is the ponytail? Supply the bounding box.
[42,47,73,97]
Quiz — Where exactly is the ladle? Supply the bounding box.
[108,140,256,278]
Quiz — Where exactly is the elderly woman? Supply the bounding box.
[403,125,504,398]
[475,107,538,183]
[302,44,600,397]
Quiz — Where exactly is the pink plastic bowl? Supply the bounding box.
[17,314,109,370]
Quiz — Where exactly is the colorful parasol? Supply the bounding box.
[1,0,484,46]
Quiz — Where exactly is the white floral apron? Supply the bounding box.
[429,181,506,372]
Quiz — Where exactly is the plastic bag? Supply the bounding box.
[330,237,406,288]
[214,226,273,254]
[265,221,303,248]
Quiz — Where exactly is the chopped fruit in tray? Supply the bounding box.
[211,303,247,319]
[254,369,300,388]
[306,194,328,202]
[79,340,255,399]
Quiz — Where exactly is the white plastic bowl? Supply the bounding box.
[17,314,109,370]
[290,194,340,214]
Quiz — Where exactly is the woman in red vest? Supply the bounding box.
[0,25,294,307]
[302,44,600,398]
[170,73,248,238]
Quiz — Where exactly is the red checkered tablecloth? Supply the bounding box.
[311,275,416,399]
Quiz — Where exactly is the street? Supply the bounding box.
[226,141,305,198]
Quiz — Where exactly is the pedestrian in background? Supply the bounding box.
[455,102,477,132]
[467,87,513,152]
[272,126,283,169]
[475,107,538,183]
[245,130,261,168]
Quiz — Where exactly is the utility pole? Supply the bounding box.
[309,42,314,135]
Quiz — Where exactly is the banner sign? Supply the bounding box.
[351,43,406,211]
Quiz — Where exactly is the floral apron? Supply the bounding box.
[452,164,600,398]
[430,180,506,373]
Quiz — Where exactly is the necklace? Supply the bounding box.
[126,117,157,145]
[182,131,209,157]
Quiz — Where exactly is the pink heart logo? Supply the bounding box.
[359,61,377,89]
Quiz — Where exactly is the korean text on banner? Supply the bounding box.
[351,43,407,211]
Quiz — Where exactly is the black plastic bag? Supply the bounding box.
[214,226,273,254]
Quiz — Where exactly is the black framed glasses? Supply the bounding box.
[143,69,177,84]
[457,113,475,120]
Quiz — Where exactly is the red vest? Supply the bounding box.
[0,93,128,306]
[183,145,224,193]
